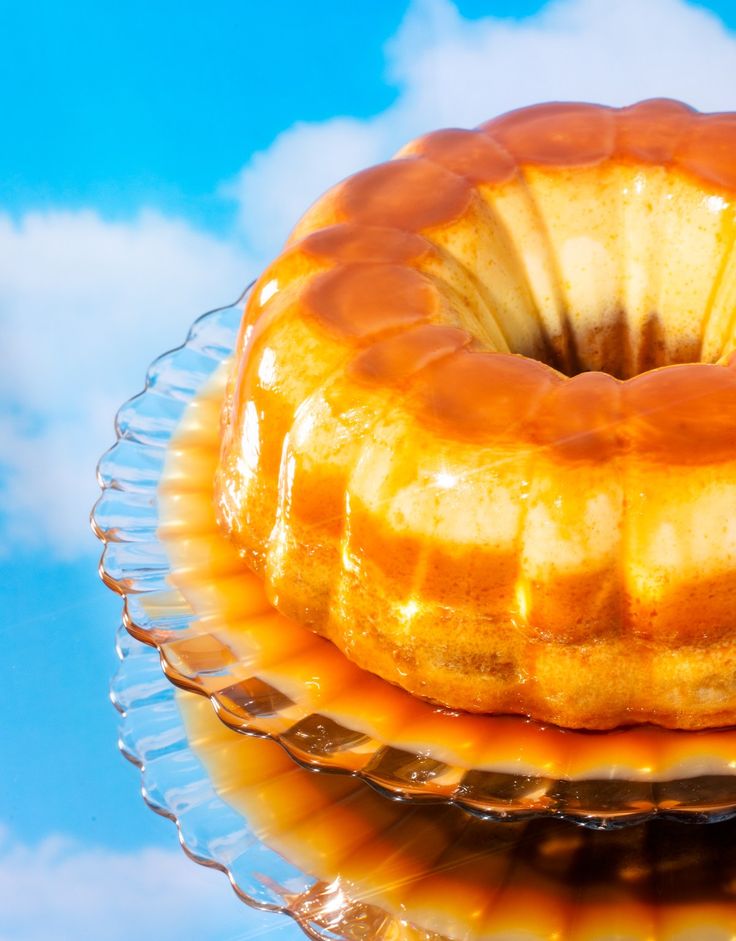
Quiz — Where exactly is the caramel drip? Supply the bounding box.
[536,371,624,462]
[626,364,736,463]
[410,350,561,442]
[302,263,441,338]
[481,102,616,166]
[615,98,694,163]
[337,155,531,359]
[339,157,474,231]
[678,113,736,191]
[701,205,736,361]
[349,325,472,387]
[400,127,517,185]
[302,222,435,264]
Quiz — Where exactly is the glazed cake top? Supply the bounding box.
[229,99,736,465]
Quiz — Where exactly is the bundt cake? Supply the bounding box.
[215,99,736,730]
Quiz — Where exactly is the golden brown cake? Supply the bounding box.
[215,99,736,731]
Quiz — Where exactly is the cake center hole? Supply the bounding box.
[467,292,712,379]
[463,274,712,379]
[534,310,709,380]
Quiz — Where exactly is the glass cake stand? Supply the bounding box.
[93,293,736,828]
[114,622,736,941]
[111,625,385,941]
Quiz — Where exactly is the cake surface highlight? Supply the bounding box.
[215,99,736,731]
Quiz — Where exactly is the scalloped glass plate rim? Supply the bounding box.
[93,292,736,828]
[112,624,438,941]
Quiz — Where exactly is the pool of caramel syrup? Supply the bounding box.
[156,363,736,785]
[180,687,736,941]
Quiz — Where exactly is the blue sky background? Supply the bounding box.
[4,0,736,937]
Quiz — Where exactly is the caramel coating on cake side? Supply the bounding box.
[215,99,736,729]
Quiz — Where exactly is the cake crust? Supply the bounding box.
[216,100,736,730]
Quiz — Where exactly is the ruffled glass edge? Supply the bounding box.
[93,294,736,829]
[112,624,445,941]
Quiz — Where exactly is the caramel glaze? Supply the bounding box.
[181,690,736,941]
[216,100,736,729]
[163,376,736,777]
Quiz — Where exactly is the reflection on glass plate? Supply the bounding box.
[111,625,405,941]
[94,295,736,828]
[115,624,736,941]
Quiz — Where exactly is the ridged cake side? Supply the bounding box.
[215,100,736,729]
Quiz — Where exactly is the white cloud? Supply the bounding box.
[225,117,389,258]
[229,0,736,259]
[4,0,736,558]
[390,0,736,123]
[0,825,279,941]
[0,210,251,557]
